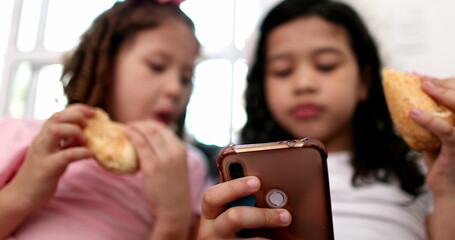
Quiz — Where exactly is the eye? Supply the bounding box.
[274,69,292,78]
[147,62,165,73]
[180,76,193,86]
[317,64,337,72]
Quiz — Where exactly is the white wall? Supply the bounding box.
[340,0,455,78]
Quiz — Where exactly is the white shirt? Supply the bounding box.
[328,151,432,240]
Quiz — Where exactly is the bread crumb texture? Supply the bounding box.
[382,68,454,151]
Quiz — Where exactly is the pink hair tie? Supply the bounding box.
[155,0,185,5]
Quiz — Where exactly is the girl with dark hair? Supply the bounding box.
[0,0,209,239]
[198,0,455,239]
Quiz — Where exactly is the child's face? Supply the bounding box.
[107,19,198,125]
[265,16,368,152]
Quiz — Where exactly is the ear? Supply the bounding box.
[357,65,372,102]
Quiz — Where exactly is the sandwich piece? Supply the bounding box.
[382,68,454,151]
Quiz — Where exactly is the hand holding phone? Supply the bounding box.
[216,138,334,240]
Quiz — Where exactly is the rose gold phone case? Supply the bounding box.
[217,138,334,240]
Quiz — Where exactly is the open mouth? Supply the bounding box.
[153,111,173,124]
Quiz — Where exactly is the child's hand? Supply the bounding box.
[197,176,291,239]
[410,77,455,197]
[6,104,96,210]
[125,121,192,236]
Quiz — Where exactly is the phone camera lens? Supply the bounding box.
[229,162,245,179]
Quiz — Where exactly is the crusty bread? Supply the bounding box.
[83,108,138,174]
[382,68,454,151]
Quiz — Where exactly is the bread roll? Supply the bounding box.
[382,68,454,151]
[83,108,138,174]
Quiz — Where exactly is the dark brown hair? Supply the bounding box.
[61,0,198,137]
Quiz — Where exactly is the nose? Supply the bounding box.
[293,65,318,94]
[163,70,184,102]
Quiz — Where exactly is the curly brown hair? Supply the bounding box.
[61,0,198,137]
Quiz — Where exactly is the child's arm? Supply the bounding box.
[0,104,95,238]
[0,182,38,238]
[410,77,455,240]
[126,121,193,239]
[196,176,291,239]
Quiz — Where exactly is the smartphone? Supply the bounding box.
[216,138,334,240]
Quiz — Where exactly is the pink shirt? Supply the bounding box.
[0,118,209,240]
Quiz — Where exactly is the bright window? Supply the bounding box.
[44,0,116,51]
[16,0,42,52]
[186,59,233,146]
[8,62,33,117]
[33,64,67,119]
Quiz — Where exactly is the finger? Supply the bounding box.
[142,123,173,158]
[125,124,156,164]
[437,77,455,89]
[410,108,455,147]
[39,123,86,150]
[214,207,291,237]
[422,78,455,110]
[203,176,261,219]
[148,124,185,160]
[144,121,182,155]
[47,147,93,175]
[422,151,438,168]
[48,104,96,127]
[126,121,163,153]
[127,121,183,163]
[125,122,178,175]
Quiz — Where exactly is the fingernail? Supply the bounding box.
[246,177,260,190]
[279,211,291,225]
[423,78,435,89]
[85,107,97,115]
[410,108,421,118]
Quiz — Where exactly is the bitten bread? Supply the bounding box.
[83,108,138,174]
[382,68,454,151]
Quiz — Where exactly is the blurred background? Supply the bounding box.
[0,0,454,148]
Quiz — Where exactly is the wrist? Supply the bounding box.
[149,215,192,240]
[433,194,455,208]
[0,184,38,237]
[430,185,455,201]
[430,196,455,240]
[154,201,192,222]
[1,183,38,215]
